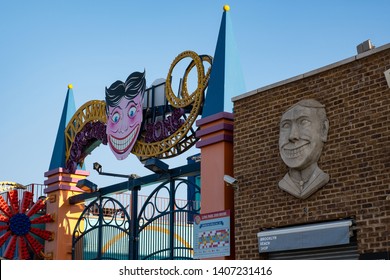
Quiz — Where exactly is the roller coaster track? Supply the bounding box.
[65,100,107,164]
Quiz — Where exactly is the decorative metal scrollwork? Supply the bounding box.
[72,196,131,260]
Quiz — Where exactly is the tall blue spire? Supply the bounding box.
[202,5,246,117]
[48,85,76,170]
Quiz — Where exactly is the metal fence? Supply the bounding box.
[72,178,201,260]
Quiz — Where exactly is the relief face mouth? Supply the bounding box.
[282,143,309,159]
[109,125,139,154]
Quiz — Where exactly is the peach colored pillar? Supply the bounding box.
[43,168,88,260]
[196,112,235,259]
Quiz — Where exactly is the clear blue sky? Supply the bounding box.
[0,1,389,196]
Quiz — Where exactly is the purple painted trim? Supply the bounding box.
[44,168,89,177]
[196,112,234,126]
[196,123,234,138]
[145,108,184,143]
[44,168,65,177]
[44,175,86,186]
[44,184,84,194]
[196,134,233,148]
[67,121,107,174]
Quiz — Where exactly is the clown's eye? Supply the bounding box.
[128,106,137,118]
[112,112,120,123]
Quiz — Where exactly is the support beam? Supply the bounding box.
[69,161,200,204]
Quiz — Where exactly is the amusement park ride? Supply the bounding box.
[0,5,243,260]
[0,182,54,259]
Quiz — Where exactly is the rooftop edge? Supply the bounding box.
[232,42,390,102]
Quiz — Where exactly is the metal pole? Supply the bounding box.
[97,197,103,259]
[169,179,175,259]
[130,186,140,259]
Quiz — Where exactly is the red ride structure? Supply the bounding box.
[0,190,54,259]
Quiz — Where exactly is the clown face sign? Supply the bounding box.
[105,71,146,160]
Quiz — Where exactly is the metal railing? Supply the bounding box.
[86,191,200,224]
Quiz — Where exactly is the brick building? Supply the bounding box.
[232,42,390,259]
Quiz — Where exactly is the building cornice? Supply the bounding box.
[232,43,390,102]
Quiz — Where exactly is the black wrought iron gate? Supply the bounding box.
[71,162,200,260]
[138,178,200,260]
[72,196,132,259]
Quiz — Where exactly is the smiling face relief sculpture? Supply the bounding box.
[105,71,146,160]
[278,99,330,199]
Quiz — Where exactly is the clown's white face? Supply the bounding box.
[106,93,143,160]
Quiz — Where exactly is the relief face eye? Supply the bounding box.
[281,121,291,129]
[300,119,311,126]
[112,112,120,123]
[128,106,137,118]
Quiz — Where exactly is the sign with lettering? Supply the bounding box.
[258,220,352,253]
[193,210,230,259]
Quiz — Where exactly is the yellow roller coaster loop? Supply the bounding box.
[65,100,107,164]
[133,51,211,159]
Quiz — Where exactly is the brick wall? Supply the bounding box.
[233,46,390,259]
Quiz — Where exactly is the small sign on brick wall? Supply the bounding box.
[193,210,230,259]
[258,220,352,253]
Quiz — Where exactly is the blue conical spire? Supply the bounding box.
[202,5,246,117]
[48,84,76,170]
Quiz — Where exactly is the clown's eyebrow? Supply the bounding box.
[126,100,137,108]
[111,100,137,112]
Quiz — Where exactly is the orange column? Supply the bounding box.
[196,112,235,259]
[43,168,89,260]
